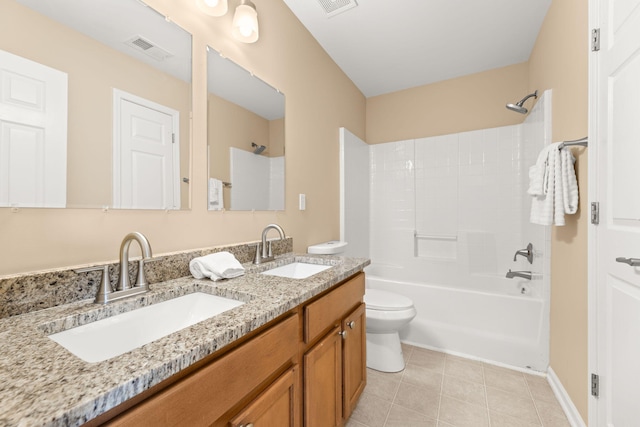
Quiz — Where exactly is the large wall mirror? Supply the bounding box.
[0,0,192,210]
[207,48,285,211]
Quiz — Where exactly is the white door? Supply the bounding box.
[0,49,68,208]
[592,0,640,425]
[113,90,180,210]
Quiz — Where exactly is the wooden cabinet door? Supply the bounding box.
[304,326,342,427]
[342,303,366,420]
[229,367,299,427]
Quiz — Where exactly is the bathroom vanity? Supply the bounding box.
[0,253,368,427]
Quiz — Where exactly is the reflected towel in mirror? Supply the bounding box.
[208,178,224,211]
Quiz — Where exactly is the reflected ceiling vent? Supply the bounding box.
[317,0,358,18]
[124,35,173,61]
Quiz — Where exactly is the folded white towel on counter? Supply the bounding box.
[529,143,578,226]
[189,251,245,281]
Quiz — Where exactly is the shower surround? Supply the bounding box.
[341,92,551,371]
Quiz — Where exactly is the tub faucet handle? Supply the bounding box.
[513,243,533,264]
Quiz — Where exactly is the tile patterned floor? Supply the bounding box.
[346,344,571,427]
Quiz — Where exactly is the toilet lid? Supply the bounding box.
[364,289,413,311]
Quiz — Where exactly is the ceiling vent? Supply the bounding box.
[124,36,173,61]
[317,0,358,18]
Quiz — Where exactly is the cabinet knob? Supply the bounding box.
[239,424,254,427]
[338,330,347,339]
[347,321,355,329]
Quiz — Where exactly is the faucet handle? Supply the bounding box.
[513,243,534,264]
[253,243,262,265]
[136,259,149,290]
[75,265,113,304]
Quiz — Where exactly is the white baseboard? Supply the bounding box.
[547,367,587,427]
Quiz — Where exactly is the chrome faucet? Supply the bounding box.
[254,224,285,264]
[75,232,153,304]
[506,270,532,280]
[513,243,533,264]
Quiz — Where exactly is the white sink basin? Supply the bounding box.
[261,262,331,279]
[49,293,244,363]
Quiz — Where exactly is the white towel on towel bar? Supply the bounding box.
[527,144,556,196]
[529,143,578,226]
[189,251,245,281]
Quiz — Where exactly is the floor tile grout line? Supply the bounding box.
[482,362,492,427]
[435,360,445,424]
[524,372,546,426]
[381,368,404,427]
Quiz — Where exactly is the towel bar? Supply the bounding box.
[558,137,588,150]
[414,232,457,241]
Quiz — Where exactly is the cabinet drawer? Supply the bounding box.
[108,314,299,427]
[304,272,364,344]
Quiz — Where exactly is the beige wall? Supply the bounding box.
[366,0,589,422]
[366,63,529,144]
[529,0,589,422]
[0,0,365,276]
[0,0,191,209]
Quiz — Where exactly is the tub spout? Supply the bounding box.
[506,270,532,280]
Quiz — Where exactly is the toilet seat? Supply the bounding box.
[365,289,413,311]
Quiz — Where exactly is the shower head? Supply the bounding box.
[251,142,266,155]
[506,90,538,114]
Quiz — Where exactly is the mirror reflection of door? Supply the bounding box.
[0,49,68,208]
[112,89,180,210]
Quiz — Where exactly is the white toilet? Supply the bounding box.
[307,241,417,373]
[364,289,416,372]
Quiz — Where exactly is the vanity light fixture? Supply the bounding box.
[196,0,228,17]
[232,0,259,43]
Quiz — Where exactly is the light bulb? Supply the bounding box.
[232,2,259,43]
[238,17,253,37]
[196,0,227,17]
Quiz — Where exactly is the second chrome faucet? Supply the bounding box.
[253,224,286,264]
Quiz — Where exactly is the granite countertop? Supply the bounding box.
[0,253,369,427]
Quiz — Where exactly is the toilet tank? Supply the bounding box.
[307,241,348,255]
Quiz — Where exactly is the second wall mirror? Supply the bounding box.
[207,47,285,211]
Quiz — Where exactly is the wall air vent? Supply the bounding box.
[124,35,173,61]
[317,0,358,18]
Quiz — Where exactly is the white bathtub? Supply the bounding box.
[365,268,549,372]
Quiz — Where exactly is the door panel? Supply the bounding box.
[229,367,298,427]
[607,277,640,425]
[594,0,640,425]
[113,90,179,210]
[0,49,67,207]
[304,326,342,427]
[342,303,366,420]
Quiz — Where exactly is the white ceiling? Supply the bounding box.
[282,0,552,97]
[208,49,285,120]
[15,0,191,83]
